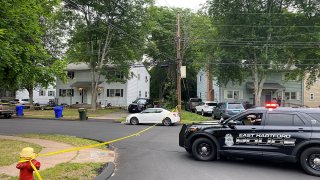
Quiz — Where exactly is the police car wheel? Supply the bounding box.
[300,147,320,176]
[130,117,139,125]
[192,138,216,161]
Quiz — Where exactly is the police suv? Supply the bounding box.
[179,105,320,176]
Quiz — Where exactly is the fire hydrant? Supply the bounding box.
[16,147,41,180]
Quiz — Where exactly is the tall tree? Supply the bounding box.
[64,0,152,109]
[0,0,66,105]
[207,0,320,106]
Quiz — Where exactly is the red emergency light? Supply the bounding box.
[265,103,278,109]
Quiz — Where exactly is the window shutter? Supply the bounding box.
[239,90,243,99]
[223,90,228,99]
[71,89,74,97]
[121,89,123,97]
[297,92,300,100]
[59,89,62,96]
[107,89,110,97]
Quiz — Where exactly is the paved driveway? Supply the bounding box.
[0,118,318,180]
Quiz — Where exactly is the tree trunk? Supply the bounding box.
[253,63,266,106]
[26,86,34,110]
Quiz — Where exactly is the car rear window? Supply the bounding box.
[228,104,243,109]
[190,98,202,102]
[207,103,217,106]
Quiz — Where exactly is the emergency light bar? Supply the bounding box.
[265,103,278,109]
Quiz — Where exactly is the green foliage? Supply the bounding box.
[0,0,66,99]
[0,139,42,166]
[206,0,320,87]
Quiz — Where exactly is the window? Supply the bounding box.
[310,93,314,100]
[139,91,141,97]
[48,91,55,96]
[285,92,299,100]
[39,90,46,96]
[115,71,124,79]
[145,91,148,98]
[199,75,202,82]
[59,89,74,97]
[231,113,263,126]
[267,114,293,126]
[283,73,299,81]
[226,90,240,99]
[107,89,123,97]
[294,115,305,126]
[145,76,148,83]
[67,71,74,79]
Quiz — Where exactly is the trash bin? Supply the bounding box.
[16,105,24,116]
[53,106,63,118]
[78,108,87,120]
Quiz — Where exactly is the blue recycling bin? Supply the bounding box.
[53,106,63,118]
[16,105,24,116]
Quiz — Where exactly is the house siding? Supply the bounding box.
[199,71,303,106]
[56,64,150,107]
[16,85,56,104]
[197,71,207,101]
[304,78,320,108]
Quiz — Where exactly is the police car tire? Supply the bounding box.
[192,138,216,161]
[130,117,139,125]
[300,147,320,176]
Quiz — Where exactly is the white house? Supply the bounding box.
[56,63,150,106]
[15,85,56,104]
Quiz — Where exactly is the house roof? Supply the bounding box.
[246,82,285,90]
[66,63,90,70]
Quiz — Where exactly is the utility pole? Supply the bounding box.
[176,12,182,113]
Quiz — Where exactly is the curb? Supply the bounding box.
[94,162,115,180]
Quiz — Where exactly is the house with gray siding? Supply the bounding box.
[56,63,150,107]
[197,70,304,106]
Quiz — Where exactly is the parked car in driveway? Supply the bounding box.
[195,101,217,116]
[126,108,180,126]
[185,98,202,112]
[128,98,154,113]
[212,102,245,120]
[11,99,32,105]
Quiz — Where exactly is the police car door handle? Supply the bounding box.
[298,127,304,132]
[251,128,256,130]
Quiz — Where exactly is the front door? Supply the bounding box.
[265,94,271,104]
[217,111,266,157]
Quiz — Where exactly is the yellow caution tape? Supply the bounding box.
[17,106,178,180]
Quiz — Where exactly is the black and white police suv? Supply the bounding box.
[179,104,320,176]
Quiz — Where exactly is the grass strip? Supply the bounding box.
[0,139,42,166]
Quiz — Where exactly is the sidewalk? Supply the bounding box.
[0,135,115,177]
[94,111,129,120]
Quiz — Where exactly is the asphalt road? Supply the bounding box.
[0,118,318,180]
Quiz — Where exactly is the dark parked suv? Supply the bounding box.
[128,98,154,113]
[212,102,245,120]
[185,98,202,112]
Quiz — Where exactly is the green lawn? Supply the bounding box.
[0,139,42,166]
[20,134,107,150]
[23,108,123,120]
[0,134,108,180]
[180,110,211,124]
